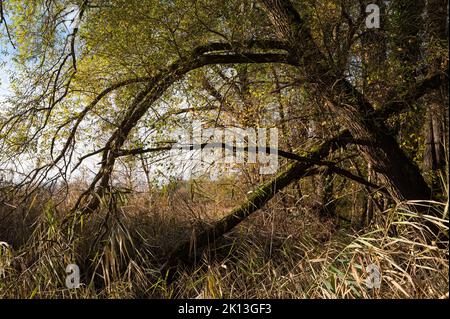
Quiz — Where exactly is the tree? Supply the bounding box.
[1,1,448,277]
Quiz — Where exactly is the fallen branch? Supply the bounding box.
[118,141,385,192]
[160,131,352,283]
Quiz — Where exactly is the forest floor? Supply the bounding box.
[0,180,448,299]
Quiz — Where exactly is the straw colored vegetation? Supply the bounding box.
[1,180,448,299]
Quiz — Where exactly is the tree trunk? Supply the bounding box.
[318,171,335,219]
[423,0,449,194]
[258,0,431,203]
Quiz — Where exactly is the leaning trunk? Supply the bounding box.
[258,0,431,203]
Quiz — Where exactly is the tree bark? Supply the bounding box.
[423,0,449,194]
[258,0,432,203]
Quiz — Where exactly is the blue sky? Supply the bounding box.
[0,56,13,102]
[1,4,80,103]
[0,13,15,103]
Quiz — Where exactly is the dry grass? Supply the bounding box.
[0,180,448,299]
